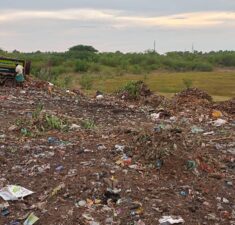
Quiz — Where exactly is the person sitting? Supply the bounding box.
[15,64,24,87]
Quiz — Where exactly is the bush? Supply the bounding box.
[45,114,66,130]
[129,65,143,74]
[75,60,89,72]
[182,78,193,89]
[81,119,96,129]
[192,62,213,72]
[120,81,140,98]
[79,74,93,90]
[55,76,72,88]
[88,62,101,73]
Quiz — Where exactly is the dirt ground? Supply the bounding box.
[0,83,234,225]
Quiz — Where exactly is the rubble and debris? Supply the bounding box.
[0,83,234,224]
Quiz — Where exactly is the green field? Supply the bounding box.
[67,71,235,101]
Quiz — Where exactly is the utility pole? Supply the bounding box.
[154,40,156,53]
[192,43,194,53]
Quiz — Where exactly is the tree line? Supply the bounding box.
[1,45,235,83]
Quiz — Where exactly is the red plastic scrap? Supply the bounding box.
[0,96,8,100]
[199,162,214,173]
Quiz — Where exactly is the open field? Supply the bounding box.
[67,71,235,101]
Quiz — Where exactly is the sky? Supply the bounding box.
[0,0,235,53]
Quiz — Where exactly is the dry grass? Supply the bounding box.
[65,71,235,101]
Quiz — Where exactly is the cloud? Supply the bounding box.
[0,9,235,28]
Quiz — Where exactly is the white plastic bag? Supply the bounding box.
[0,185,34,201]
[159,215,185,224]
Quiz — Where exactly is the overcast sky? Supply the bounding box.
[0,0,235,53]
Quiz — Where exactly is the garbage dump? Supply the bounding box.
[0,79,234,225]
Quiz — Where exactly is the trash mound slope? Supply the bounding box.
[0,85,234,225]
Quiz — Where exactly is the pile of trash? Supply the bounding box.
[0,84,234,225]
[214,98,235,114]
[174,88,213,102]
[172,88,213,109]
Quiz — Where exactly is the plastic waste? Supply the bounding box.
[49,183,65,198]
[159,215,185,224]
[212,110,222,118]
[104,188,121,203]
[150,113,160,121]
[214,119,227,127]
[1,207,10,216]
[156,159,163,169]
[69,124,80,130]
[55,165,64,172]
[187,160,197,170]
[179,190,188,197]
[191,126,204,134]
[96,94,104,100]
[10,221,20,225]
[0,202,9,209]
[23,213,39,225]
[0,185,33,201]
[154,124,166,132]
[21,128,29,136]
[115,145,125,152]
[48,137,60,145]
[203,131,214,136]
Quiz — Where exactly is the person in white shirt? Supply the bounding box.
[15,64,25,87]
[15,64,24,74]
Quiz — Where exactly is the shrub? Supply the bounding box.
[79,74,93,90]
[192,62,213,72]
[182,78,193,89]
[129,65,143,74]
[45,114,65,130]
[118,80,146,99]
[75,60,89,72]
[81,119,96,129]
[88,62,101,73]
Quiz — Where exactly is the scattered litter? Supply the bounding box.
[212,110,223,118]
[96,94,104,100]
[104,188,121,203]
[159,215,185,224]
[150,113,160,121]
[0,82,234,224]
[69,124,80,130]
[156,159,164,169]
[76,200,87,207]
[213,119,227,126]
[23,213,39,225]
[1,207,10,216]
[187,160,197,170]
[0,202,9,209]
[49,183,65,198]
[55,165,64,172]
[191,126,204,134]
[0,185,33,201]
[203,131,215,136]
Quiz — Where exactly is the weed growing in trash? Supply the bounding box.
[182,78,193,89]
[21,128,33,137]
[81,119,96,130]
[15,118,31,127]
[118,81,141,99]
[15,110,69,136]
[32,103,44,120]
[45,114,68,131]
